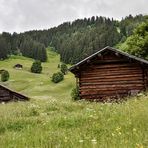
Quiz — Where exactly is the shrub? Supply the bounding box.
[71,86,80,100]
[52,72,64,83]
[57,64,61,68]
[60,63,68,75]
[31,60,42,73]
[1,70,9,82]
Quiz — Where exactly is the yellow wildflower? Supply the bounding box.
[136,143,143,148]
[116,127,121,131]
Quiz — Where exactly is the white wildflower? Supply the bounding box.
[79,140,84,143]
[91,138,97,144]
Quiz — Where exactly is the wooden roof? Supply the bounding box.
[69,46,148,73]
[0,84,29,101]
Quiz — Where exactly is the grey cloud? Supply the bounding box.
[0,0,147,33]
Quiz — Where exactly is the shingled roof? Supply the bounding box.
[69,46,148,72]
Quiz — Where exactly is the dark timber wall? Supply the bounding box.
[74,51,148,101]
[0,85,29,102]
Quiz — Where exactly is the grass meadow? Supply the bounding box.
[0,49,148,148]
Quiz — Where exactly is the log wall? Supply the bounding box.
[0,88,11,102]
[0,85,28,102]
[78,53,147,101]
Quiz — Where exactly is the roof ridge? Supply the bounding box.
[69,46,148,71]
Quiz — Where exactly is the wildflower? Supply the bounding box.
[136,143,143,148]
[86,108,94,112]
[89,115,93,118]
[64,137,68,142]
[116,127,121,131]
[111,133,115,137]
[43,122,46,126]
[118,132,121,135]
[79,140,84,143]
[91,138,97,144]
[40,113,47,116]
[133,128,137,132]
[137,93,143,97]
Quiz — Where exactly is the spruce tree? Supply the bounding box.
[1,70,9,82]
[61,63,68,75]
[31,60,42,74]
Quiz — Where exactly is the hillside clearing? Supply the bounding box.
[0,49,75,101]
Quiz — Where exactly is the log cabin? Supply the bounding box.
[13,64,23,69]
[0,84,29,103]
[69,46,148,102]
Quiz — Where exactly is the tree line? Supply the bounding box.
[0,14,147,63]
[0,33,47,62]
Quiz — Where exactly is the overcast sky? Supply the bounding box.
[0,0,147,33]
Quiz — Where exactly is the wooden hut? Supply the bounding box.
[0,85,29,103]
[69,46,148,101]
[13,64,23,69]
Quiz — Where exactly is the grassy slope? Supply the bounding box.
[0,50,148,148]
[0,49,75,101]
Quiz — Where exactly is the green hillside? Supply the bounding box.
[0,50,148,148]
[0,49,75,100]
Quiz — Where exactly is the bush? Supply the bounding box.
[1,70,9,82]
[31,60,42,73]
[71,86,80,100]
[52,72,64,83]
[57,64,61,68]
[60,63,68,75]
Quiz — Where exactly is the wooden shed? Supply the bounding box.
[13,64,23,69]
[70,46,148,102]
[0,85,29,103]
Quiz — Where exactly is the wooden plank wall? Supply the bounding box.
[78,53,146,101]
[0,87,12,102]
[0,86,28,102]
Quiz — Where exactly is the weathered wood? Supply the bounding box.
[0,85,29,102]
[80,77,143,84]
[80,75,142,81]
[79,61,145,100]
[70,47,148,101]
[81,71,142,76]
[80,84,144,89]
[80,80,144,86]
[0,96,12,101]
[84,63,141,69]
[81,74,143,79]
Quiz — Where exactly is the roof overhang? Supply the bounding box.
[0,84,29,101]
[69,46,148,74]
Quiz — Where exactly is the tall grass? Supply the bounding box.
[0,96,148,148]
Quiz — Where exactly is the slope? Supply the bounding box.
[0,48,75,101]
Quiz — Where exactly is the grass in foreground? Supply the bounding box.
[0,49,148,147]
[0,96,148,148]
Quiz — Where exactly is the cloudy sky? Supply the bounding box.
[0,0,147,33]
